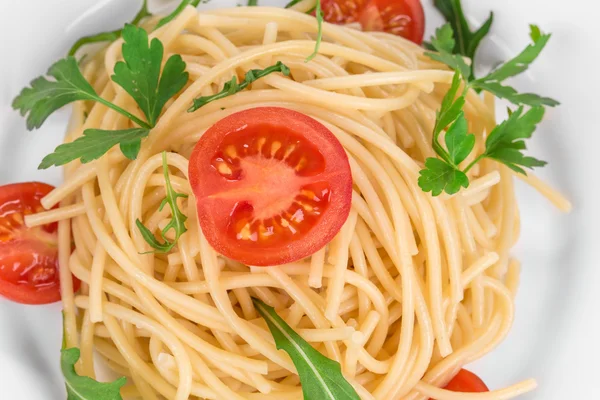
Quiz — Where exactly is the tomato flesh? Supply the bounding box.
[321,0,426,44]
[441,369,490,395]
[0,182,79,305]
[189,107,352,266]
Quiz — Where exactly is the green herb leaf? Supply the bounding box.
[445,113,475,165]
[62,349,126,400]
[112,24,189,127]
[12,57,104,130]
[433,0,493,78]
[61,313,126,400]
[470,26,559,106]
[431,71,467,164]
[425,24,471,79]
[156,0,204,29]
[418,158,469,196]
[12,57,150,130]
[38,128,149,169]
[418,72,474,196]
[483,106,547,174]
[252,297,360,400]
[68,0,151,57]
[137,152,188,253]
[189,61,290,112]
[247,0,259,5]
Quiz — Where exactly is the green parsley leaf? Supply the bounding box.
[252,297,360,400]
[445,113,475,166]
[418,72,475,196]
[483,106,547,174]
[425,24,471,79]
[470,26,559,107]
[12,57,150,130]
[61,313,126,400]
[112,24,189,127]
[136,152,188,253]
[188,61,290,112]
[431,71,467,163]
[247,0,259,5]
[156,0,203,29]
[433,0,493,78]
[38,128,149,169]
[68,0,151,57]
[418,158,469,196]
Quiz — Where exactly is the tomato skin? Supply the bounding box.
[0,182,80,305]
[321,0,426,44]
[442,369,490,393]
[189,107,353,267]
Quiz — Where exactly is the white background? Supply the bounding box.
[0,0,598,398]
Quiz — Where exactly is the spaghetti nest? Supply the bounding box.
[33,5,569,400]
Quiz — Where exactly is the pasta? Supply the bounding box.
[26,4,571,400]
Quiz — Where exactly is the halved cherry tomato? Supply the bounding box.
[321,0,426,44]
[189,107,352,266]
[0,182,80,305]
[434,369,489,397]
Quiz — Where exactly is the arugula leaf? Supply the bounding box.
[112,24,189,127]
[425,24,471,79]
[470,26,559,106]
[433,0,493,78]
[136,152,188,253]
[306,0,324,62]
[156,0,204,29]
[61,313,126,400]
[68,0,151,57]
[62,348,126,400]
[483,106,547,174]
[419,158,469,196]
[252,297,360,400]
[189,61,290,112]
[38,128,149,169]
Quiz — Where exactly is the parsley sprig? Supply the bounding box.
[136,152,189,253]
[188,62,290,112]
[253,298,360,400]
[419,24,556,196]
[14,24,189,169]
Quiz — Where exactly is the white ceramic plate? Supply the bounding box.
[0,0,598,398]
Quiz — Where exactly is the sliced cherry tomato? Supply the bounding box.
[321,0,426,44]
[441,369,490,394]
[189,107,352,266]
[0,182,80,305]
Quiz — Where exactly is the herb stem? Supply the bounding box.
[96,97,151,129]
[463,154,485,174]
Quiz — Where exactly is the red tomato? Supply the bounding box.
[321,0,425,44]
[442,369,490,394]
[189,107,352,266]
[0,182,80,305]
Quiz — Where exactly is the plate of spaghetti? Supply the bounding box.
[0,0,597,399]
